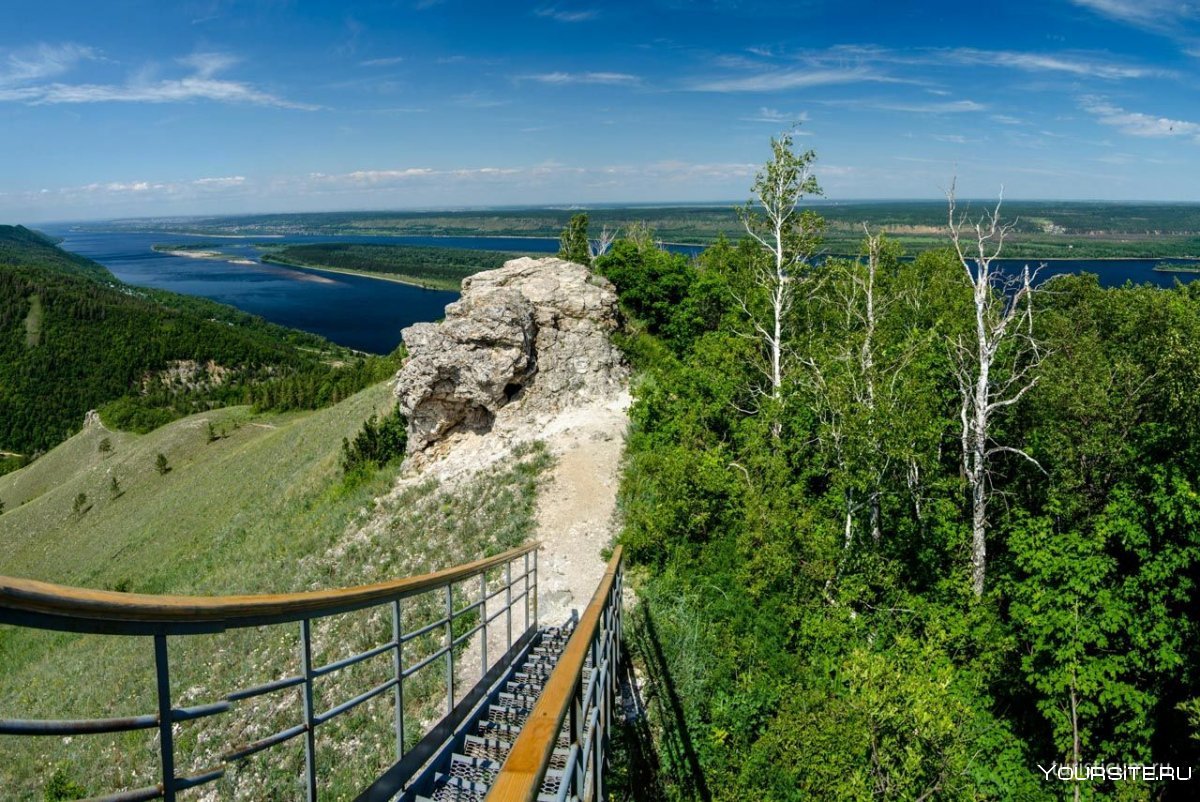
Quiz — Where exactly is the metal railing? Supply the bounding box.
[0,542,540,801]
[486,546,623,802]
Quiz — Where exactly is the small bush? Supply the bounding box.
[341,406,408,478]
[44,766,87,801]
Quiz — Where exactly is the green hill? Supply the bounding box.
[0,225,397,469]
[0,380,549,797]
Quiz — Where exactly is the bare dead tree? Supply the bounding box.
[947,180,1044,598]
[588,225,617,261]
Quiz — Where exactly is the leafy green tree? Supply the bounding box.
[97,437,112,453]
[155,453,170,475]
[72,492,88,516]
[109,475,122,500]
[558,213,592,266]
[734,132,824,435]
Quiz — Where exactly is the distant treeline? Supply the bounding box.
[91,202,1200,258]
[0,225,401,470]
[262,243,519,290]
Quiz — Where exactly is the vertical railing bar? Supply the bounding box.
[505,560,513,650]
[153,634,176,802]
[444,582,455,716]
[300,619,318,802]
[533,547,539,627]
[392,599,404,761]
[479,571,488,679]
[523,552,530,633]
[572,679,584,799]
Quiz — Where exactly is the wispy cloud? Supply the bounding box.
[690,67,888,92]
[0,49,316,109]
[739,107,809,124]
[534,7,599,22]
[945,48,1168,79]
[192,176,246,187]
[520,71,640,86]
[0,43,97,86]
[822,98,986,114]
[1071,0,1199,32]
[1080,96,1200,139]
[359,56,405,67]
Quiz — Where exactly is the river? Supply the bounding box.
[45,228,1197,354]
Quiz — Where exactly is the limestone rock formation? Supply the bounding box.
[395,257,625,453]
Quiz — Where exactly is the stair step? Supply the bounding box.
[499,690,542,707]
[447,753,503,787]
[428,774,491,802]
[463,734,513,762]
[505,679,544,695]
[487,703,533,727]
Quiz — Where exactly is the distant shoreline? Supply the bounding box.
[259,256,460,291]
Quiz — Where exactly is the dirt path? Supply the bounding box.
[532,393,629,626]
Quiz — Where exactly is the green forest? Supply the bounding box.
[0,226,400,471]
[570,137,1200,799]
[260,242,521,290]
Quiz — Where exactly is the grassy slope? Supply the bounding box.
[0,380,550,799]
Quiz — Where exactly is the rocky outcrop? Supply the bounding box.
[395,257,626,454]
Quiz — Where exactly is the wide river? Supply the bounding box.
[45,228,1199,354]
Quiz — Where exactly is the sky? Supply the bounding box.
[2,0,1199,222]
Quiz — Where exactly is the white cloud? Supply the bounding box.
[359,56,405,67]
[1071,0,1199,31]
[0,43,97,86]
[193,176,246,187]
[933,134,968,143]
[823,98,985,114]
[946,48,1166,79]
[534,7,599,22]
[1080,96,1200,139]
[520,71,640,86]
[0,48,314,109]
[740,107,809,124]
[691,67,887,92]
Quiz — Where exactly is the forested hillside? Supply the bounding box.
[0,226,398,468]
[587,139,1200,799]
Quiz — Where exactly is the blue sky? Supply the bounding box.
[2,0,1199,222]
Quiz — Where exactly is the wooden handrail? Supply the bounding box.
[0,542,538,634]
[486,546,623,802]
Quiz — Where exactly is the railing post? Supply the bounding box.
[153,634,176,802]
[533,547,539,627]
[392,599,404,760]
[444,583,455,716]
[505,560,513,650]
[479,571,488,679]
[300,618,318,802]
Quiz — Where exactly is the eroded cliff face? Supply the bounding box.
[394,256,627,455]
